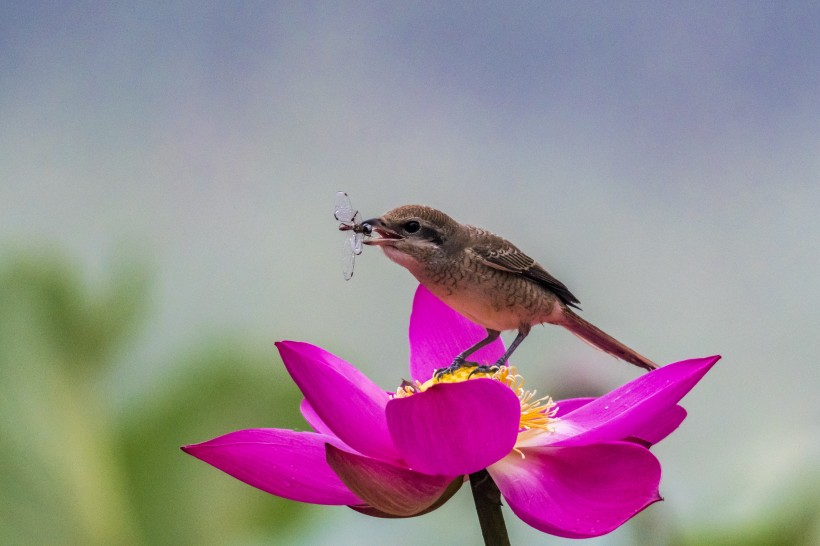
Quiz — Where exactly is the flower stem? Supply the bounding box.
[469,470,510,546]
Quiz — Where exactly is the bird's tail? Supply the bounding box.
[558,309,658,372]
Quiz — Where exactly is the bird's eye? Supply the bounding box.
[403,220,421,234]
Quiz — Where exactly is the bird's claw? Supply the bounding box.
[434,357,473,379]
[467,364,501,378]
[434,358,502,380]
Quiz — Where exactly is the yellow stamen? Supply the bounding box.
[393,365,557,432]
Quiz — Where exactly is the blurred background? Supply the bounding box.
[1,2,818,544]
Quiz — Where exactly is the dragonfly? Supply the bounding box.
[334,191,372,280]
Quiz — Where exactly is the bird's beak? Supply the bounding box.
[362,218,403,246]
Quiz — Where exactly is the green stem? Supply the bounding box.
[469,470,511,546]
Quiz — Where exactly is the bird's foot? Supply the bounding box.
[494,356,510,368]
[434,357,475,380]
[467,364,502,378]
[433,357,504,380]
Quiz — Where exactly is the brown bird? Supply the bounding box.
[362,205,657,373]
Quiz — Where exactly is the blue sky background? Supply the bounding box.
[2,2,819,544]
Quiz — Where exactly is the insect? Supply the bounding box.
[334,191,372,280]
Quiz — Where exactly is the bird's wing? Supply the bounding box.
[470,233,581,309]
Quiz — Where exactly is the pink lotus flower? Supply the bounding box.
[183,285,718,538]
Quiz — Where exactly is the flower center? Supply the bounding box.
[393,365,557,432]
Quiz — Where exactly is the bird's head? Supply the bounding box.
[362,205,461,266]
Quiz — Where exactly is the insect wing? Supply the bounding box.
[335,191,365,279]
[341,233,356,280]
[352,230,364,255]
[334,191,357,223]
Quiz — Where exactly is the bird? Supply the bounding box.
[362,205,658,374]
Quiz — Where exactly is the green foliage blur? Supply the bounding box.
[1,250,817,545]
[0,251,309,545]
